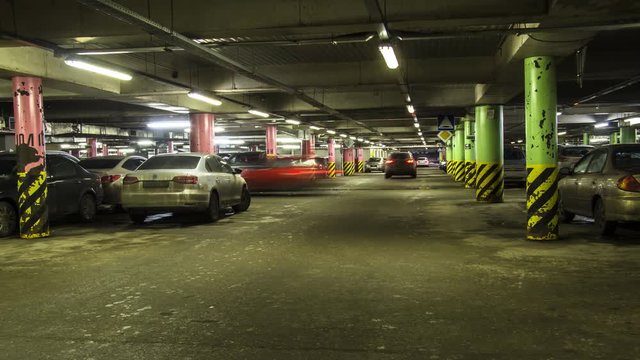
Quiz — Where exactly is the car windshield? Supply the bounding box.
[368,157,381,162]
[78,158,122,169]
[389,153,411,160]
[0,158,16,176]
[561,146,593,157]
[613,147,640,171]
[137,156,201,170]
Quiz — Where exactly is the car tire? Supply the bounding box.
[204,192,221,222]
[129,211,146,224]
[384,173,391,179]
[78,194,97,223]
[593,198,616,236]
[0,201,17,237]
[410,172,417,178]
[232,187,251,213]
[558,197,575,223]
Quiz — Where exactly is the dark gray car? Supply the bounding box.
[384,152,417,178]
[0,153,103,237]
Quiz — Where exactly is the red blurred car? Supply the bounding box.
[230,153,327,191]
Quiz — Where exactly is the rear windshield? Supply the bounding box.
[367,157,381,162]
[389,153,411,160]
[560,146,593,158]
[504,147,524,160]
[137,156,201,170]
[0,158,16,176]
[78,158,122,169]
[613,147,640,171]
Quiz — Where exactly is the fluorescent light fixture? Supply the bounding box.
[216,138,245,145]
[147,120,190,129]
[364,140,371,144]
[406,104,415,114]
[357,138,364,142]
[517,139,523,143]
[349,136,357,140]
[378,44,399,69]
[510,141,515,144]
[413,116,418,122]
[558,131,567,136]
[339,134,348,138]
[326,130,336,135]
[594,122,609,128]
[418,131,423,136]
[625,117,640,126]
[406,95,412,102]
[248,109,270,118]
[187,92,222,106]
[556,111,562,116]
[414,123,420,128]
[64,59,132,81]
[137,140,154,146]
[214,126,225,132]
[184,128,191,133]
[280,144,300,150]
[309,125,322,130]
[285,119,301,125]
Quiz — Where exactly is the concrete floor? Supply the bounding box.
[1,168,639,359]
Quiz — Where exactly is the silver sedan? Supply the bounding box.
[121,153,250,224]
[558,144,640,235]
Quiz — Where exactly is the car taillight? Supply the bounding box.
[101,174,121,184]
[385,160,395,164]
[173,175,198,185]
[617,175,640,192]
[123,176,139,185]
[406,159,415,164]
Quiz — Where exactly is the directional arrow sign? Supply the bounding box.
[438,130,453,142]
[437,115,455,131]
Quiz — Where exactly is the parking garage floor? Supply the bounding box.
[1,168,639,359]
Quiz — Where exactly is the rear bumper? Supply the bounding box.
[606,196,640,222]
[386,165,416,175]
[122,190,210,211]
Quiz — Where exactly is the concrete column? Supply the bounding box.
[445,139,453,174]
[464,117,476,188]
[343,147,355,176]
[524,56,558,240]
[454,124,466,182]
[12,76,49,239]
[266,125,277,157]
[609,132,618,145]
[167,141,174,153]
[475,105,504,203]
[583,132,590,145]
[189,113,215,153]
[356,148,364,173]
[327,138,336,178]
[102,143,109,156]
[88,138,97,157]
[620,127,636,144]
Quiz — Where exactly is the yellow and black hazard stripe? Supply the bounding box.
[465,161,476,189]
[475,162,503,203]
[327,161,336,178]
[454,161,466,182]
[357,160,364,173]
[344,161,355,176]
[17,171,49,239]
[526,165,559,240]
[446,160,453,174]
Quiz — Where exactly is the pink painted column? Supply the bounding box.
[327,138,336,178]
[88,138,97,158]
[102,143,108,156]
[301,140,312,156]
[167,141,174,153]
[309,135,316,156]
[12,76,49,239]
[190,113,215,153]
[266,125,277,158]
[356,147,364,173]
[343,147,355,176]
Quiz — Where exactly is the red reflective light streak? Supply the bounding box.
[617,175,640,192]
[173,175,199,185]
[385,160,395,164]
[101,174,121,184]
[123,176,139,185]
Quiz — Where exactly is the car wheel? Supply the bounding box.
[593,198,616,236]
[384,173,391,179]
[0,201,17,237]
[232,187,251,213]
[204,192,221,222]
[78,194,97,223]
[129,211,146,225]
[411,172,417,178]
[558,196,575,223]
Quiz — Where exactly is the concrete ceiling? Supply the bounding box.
[0,0,639,147]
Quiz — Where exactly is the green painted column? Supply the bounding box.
[609,132,618,145]
[475,105,504,203]
[445,139,454,175]
[524,56,558,241]
[583,132,590,145]
[454,124,466,182]
[620,127,636,144]
[463,117,476,188]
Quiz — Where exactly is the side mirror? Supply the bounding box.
[233,168,243,175]
[559,167,572,176]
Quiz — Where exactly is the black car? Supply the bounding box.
[384,152,417,178]
[0,153,103,237]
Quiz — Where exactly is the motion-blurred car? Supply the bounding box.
[558,144,640,235]
[121,153,250,224]
[0,152,103,237]
[504,146,526,186]
[239,157,322,191]
[558,144,595,170]
[384,152,417,178]
[416,157,430,167]
[364,157,385,173]
[78,155,146,207]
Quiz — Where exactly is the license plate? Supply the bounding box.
[143,181,169,188]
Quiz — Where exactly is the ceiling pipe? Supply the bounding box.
[75,0,380,136]
[571,74,640,106]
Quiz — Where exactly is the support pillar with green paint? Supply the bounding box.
[525,56,559,241]
[620,127,636,144]
[583,132,590,145]
[454,124,466,182]
[609,132,618,145]
[475,105,504,202]
[445,139,454,175]
[463,117,476,188]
